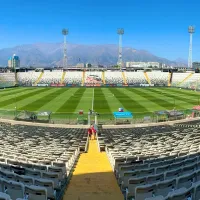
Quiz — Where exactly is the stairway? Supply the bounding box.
[122,71,127,85]
[178,73,193,86]
[144,72,151,85]
[63,139,123,200]
[82,71,86,86]
[34,71,44,86]
[102,71,106,84]
[60,71,66,84]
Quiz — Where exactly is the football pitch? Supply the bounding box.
[0,87,199,117]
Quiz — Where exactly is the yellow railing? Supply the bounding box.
[122,71,127,85]
[82,71,85,86]
[102,71,106,84]
[168,72,172,86]
[178,73,193,86]
[34,72,44,86]
[60,71,66,84]
[144,72,151,85]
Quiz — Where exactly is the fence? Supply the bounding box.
[0,108,197,125]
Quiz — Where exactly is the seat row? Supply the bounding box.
[126,178,200,200]
[0,123,88,200]
[121,158,199,190]
[0,177,50,200]
[104,126,200,171]
[100,125,200,200]
[116,153,199,181]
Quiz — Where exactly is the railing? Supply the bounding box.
[0,108,198,125]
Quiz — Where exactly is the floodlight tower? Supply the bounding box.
[188,26,195,69]
[62,28,69,68]
[117,28,124,70]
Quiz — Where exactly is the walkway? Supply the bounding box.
[63,138,124,200]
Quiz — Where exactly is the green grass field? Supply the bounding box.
[0,87,199,120]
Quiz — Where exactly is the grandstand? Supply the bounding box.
[17,70,170,87]
[0,73,16,88]
[103,123,200,200]
[1,70,200,199]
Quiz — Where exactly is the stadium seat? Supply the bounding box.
[176,172,195,189]
[0,192,11,200]
[135,184,157,200]
[126,177,146,200]
[3,180,24,200]
[34,178,55,199]
[168,187,194,200]
[24,185,47,200]
[147,173,164,184]
[42,172,60,190]
[15,175,34,186]
[155,179,176,197]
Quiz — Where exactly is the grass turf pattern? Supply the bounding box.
[94,88,111,113]
[57,88,86,113]
[0,87,199,116]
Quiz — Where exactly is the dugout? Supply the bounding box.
[113,111,133,124]
[155,110,184,122]
[154,110,168,122]
[167,110,184,120]
[16,110,52,123]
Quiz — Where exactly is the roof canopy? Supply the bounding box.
[37,111,52,116]
[154,110,168,115]
[155,110,184,117]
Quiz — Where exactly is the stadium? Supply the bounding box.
[0,69,200,200]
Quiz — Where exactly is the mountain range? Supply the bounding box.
[0,43,187,67]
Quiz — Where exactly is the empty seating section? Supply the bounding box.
[63,71,82,85]
[98,125,200,199]
[180,73,200,89]
[0,123,87,200]
[147,72,168,86]
[105,72,123,84]
[38,71,62,85]
[84,71,103,85]
[171,73,192,87]
[17,72,41,86]
[17,71,199,87]
[126,72,147,85]
[0,73,15,87]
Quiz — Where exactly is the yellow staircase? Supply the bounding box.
[63,139,123,200]
[144,72,151,85]
[102,71,106,84]
[122,71,127,85]
[60,71,66,84]
[82,71,85,86]
[168,72,172,86]
[178,73,193,86]
[34,72,44,86]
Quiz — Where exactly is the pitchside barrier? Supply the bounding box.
[0,81,16,88]
[0,109,198,125]
[21,83,160,87]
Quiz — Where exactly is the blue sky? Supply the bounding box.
[0,0,200,61]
